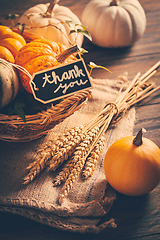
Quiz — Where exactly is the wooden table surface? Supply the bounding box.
[0,0,160,239]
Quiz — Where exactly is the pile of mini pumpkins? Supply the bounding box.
[0,26,77,107]
[0,0,84,108]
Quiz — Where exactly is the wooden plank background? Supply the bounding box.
[0,0,160,239]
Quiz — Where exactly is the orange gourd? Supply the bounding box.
[0,26,26,62]
[104,129,160,196]
[15,38,77,93]
[0,25,26,45]
[0,46,14,63]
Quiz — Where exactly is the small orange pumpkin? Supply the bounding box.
[0,46,14,63]
[15,38,77,93]
[104,129,160,196]
[0,25,26,61]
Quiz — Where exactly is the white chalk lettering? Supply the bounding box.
[54,79,88,94]
[42,73,52,87]
[51,71,60,84]
[42,65,86,88]
[74,65,85,78]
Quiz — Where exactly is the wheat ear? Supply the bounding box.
[47,126,84,171]
[58,127,99,204]
[23,126,83,184]
[82,136,105,179]
[23,150,52,184]
[52,158,76,186]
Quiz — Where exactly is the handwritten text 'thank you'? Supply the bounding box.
[42,64,89,94]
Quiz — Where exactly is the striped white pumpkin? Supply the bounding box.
[0,59,19,108]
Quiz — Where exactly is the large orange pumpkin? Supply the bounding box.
[104,129,160,196]
[15,38,77,93]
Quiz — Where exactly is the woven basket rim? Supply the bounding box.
[0,90,91,142]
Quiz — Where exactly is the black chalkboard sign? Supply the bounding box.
[30,58,92,104]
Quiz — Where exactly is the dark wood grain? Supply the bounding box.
[0,0,160,239]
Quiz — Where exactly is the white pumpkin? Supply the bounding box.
[18,0,84,47]
[0,59,19,108]
[81,0,146,48]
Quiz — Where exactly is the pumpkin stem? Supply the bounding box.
[133,128,146,146]
[110,0,120,6]
[56,45,80,63]
[47,0,60,14]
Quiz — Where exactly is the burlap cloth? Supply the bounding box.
[0,77,135,233]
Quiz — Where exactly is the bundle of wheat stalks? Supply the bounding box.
[23,61,160,204]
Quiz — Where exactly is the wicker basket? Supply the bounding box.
[0,90,91,142]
